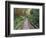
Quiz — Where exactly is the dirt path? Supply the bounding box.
[23,18,34,29]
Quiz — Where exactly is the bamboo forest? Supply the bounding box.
[14,8,39,30]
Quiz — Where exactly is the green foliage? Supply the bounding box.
[28,9,39,28]
[14,16,24,30]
